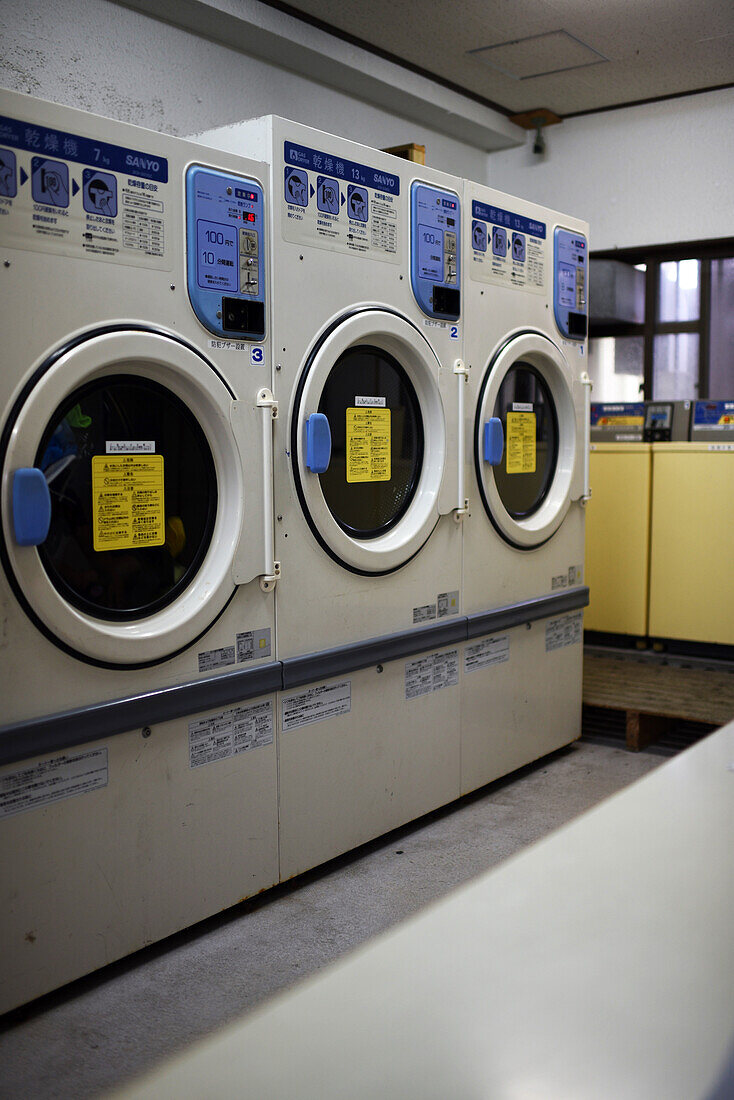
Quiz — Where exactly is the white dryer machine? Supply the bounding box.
[460,181,591,794]
[199,116,466,878]
[0,91,279,1011]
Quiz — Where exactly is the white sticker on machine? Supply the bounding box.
[545,612,583,652]
[281,681,352,732]
[189,700,274,768]
[0,749,108,820]
[405,650,459,700]
[464,635,510,673]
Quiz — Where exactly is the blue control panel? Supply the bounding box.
[410,182,460,321]
[692,400,734,428]
[186,166,265,340]
[554,227,587,340]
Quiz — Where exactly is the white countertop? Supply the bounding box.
[116,723,734,1099]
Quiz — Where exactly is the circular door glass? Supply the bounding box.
[491,363,558,519]
[316,345,424,538]
[34,374,217,621]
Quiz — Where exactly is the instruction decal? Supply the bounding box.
[189,700,273,768]
[470,200,545,292]
[236,628,272,662]
[545,612,583,652]
[346,407,391,482]
[282,140,400,262]
[405,650,458,700]
[437,590,460,618]
[506,411,536,474]
[464,635,510,673]
[0,112,170,270]
[197,646,236,673]
[281,681,351,732]
[92,454,165,551]
[0,749,108,820]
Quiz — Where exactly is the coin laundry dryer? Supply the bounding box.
[199,116,466,878]
[0,91,279,1011]
[460,182,590,793]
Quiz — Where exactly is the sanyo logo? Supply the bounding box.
[374,173,395,187]
[126,154,160,173]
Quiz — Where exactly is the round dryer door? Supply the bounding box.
[291,309,449,574]
[1,328,246,666]
[474,331,579,549]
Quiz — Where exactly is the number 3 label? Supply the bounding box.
[450,326,459,340]
[250,346,264,364]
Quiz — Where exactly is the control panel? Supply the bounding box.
[410,182,460,321]
[186,165,266,340]
[590,402,645,442]
[690,400,734,441]
[644,403,673,442]
[554,227,587,340]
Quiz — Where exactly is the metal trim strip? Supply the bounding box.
[0,662,283,769]
[0,588,588,767]
[466,587,589,639]
[281,618,468,690]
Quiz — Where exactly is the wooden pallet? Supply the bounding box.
[582,652,734,751]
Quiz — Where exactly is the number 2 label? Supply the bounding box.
[450,326,459,340]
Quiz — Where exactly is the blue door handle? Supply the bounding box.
[483,418,504,465]
[306,413,331,473]
[12,468,52,546]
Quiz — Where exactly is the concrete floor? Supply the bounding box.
[0,740,661,1099]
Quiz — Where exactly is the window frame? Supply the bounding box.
[590,237,734,400]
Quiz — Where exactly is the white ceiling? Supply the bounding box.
[264,0,734,117]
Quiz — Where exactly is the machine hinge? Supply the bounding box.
[453,499,469,522]
[453,358,468,377]
[257,388,278,418]
[260,560,281,592]
[580,371,592,505]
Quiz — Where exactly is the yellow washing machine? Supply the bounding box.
[648,401,734,648]
[585,441,651,637]
[585,403,650,637]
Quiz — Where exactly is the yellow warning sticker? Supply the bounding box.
[506,411,537,474]
[91,454,165,552]
[599,415,644,427]
[346,407,391,483]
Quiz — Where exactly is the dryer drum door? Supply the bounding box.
[292,309,450,575]
[475,331,580,549]
[1,329,248,667]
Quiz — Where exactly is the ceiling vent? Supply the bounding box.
[468,30,608,80]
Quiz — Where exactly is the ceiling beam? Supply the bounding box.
[114,0,524,151]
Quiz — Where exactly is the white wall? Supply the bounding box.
[0,0,490,180]
[2,0,732,252]
[485,89,734,251]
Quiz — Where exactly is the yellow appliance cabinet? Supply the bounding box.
[648,443,734,647]
[584,443,652,636]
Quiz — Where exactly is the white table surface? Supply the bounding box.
[116,723,734,1099]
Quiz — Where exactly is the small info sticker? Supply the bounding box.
[189,700,274,768]
[506,411,536,474]
[281,681,351,732]
[346,407,391,483]
[464,635,510,673]
[545,612,583,652]
[92,454,165,551]
[0,749,108,820]
[405,650,459,700]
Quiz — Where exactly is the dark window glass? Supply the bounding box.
[35,375,217,620]
[317,345,423,538]
[492,363,558,519]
